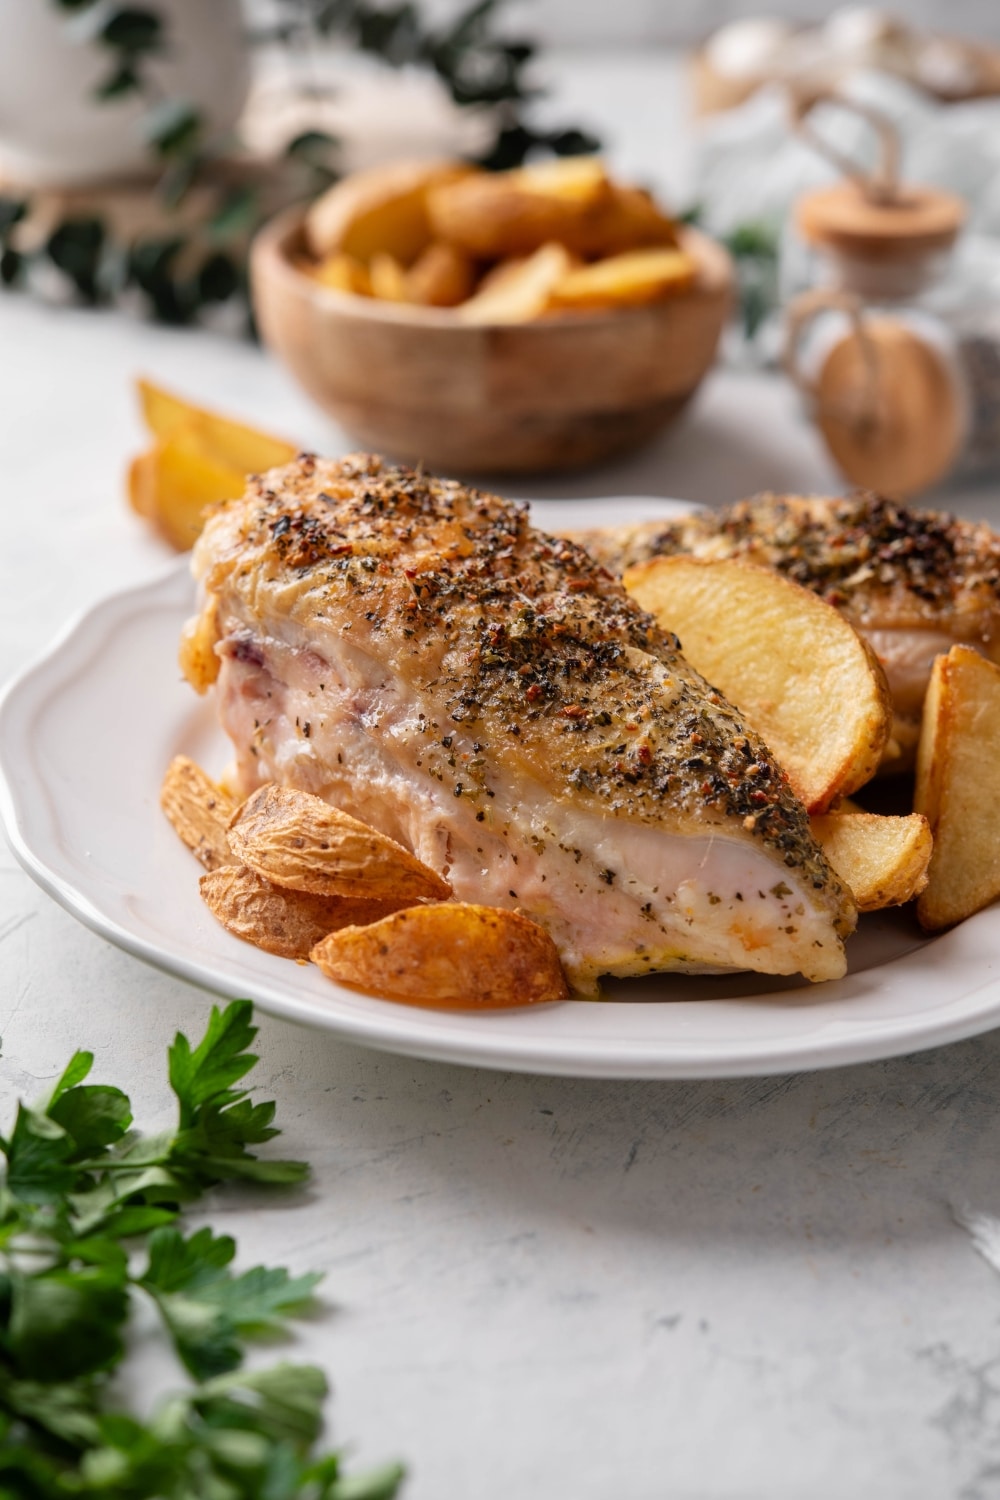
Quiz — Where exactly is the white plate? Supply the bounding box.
[2,496,999,1079]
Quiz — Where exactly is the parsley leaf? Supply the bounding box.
[139,1225,321,1379]
[0,1000,405,1499]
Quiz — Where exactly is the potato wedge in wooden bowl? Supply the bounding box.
[251,156,732,473]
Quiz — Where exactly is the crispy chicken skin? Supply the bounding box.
[184,455,854,991]
[573,492,1000,767]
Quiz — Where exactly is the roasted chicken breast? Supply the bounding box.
[183,455,854,992]
[575,492,1000,766]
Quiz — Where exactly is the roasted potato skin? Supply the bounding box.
[200,864,409,960]
[160,755,236,871]
[227,784,452,902]
[426,162,679,261]
[404,241,476,307]
[311,902,570,1008]
[305,159,473,264]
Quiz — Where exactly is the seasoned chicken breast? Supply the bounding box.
[183,455,854,992]
[574,492,1000,767]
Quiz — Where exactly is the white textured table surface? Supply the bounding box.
[5,51,1000,1500]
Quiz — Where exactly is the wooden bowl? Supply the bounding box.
[250,208,733,474]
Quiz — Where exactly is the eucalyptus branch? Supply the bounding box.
[0,0,600,326]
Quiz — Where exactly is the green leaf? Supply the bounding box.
[168,1002,259,1124]
[99,7,162,56]
[49,1052,94,1102]
[208,190,260,241]
[0,247,23,287]
[0,1002,399,1492]
[49,1085,132,1161]
[45,217,106,304]
[140,1226,320,1380]
[3,1106,75,1205]
[327,1461,408,1500]
[195,252,240,306]
[96,62,141,100]
[195,1364,329,1449]
[142,1225,236,1294]
[143,99,202,158]
[7,1266,128,1381]
[0,1369,103,1448]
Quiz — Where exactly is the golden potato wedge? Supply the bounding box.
[310,251,372,296]
[516,155,609,202]
[132,429,247,551]
[624,555,892,813]
[200,864,408,960]
[404,240,475,307]
[584,184,680,256]
[178,594,221,694]
[457,243,572,325]
[304,158,473,264]
[428,159,612,260]
[137,379,297,476]
[161,755,236,871]
[549,248,697,310]
[127,449,158,520]
[369,251,408,302]
[311,902,569,1008]
[810,811,932,911]
[227,784,452,902]
[915,645,1000,931]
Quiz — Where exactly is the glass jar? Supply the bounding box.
[782,105,1000,496]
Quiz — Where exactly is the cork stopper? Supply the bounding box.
[797,180,966,263]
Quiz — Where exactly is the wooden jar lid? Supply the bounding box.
[797,181,966,261]
[816,318,964,495]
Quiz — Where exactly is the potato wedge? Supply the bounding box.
[178,594,221,694]
[624,555,892,813]
[428,159,680,262]
[405,240,475,307]
[305,158,473,264]
[161,755,236,871]
[369,251,408,302]
[311,902,569,1008]
[310,251,371,296]
[517,155,609,204]
[428,159,613,259]
[200,864,408,960]
[457,243,572,325]
[549,248,697,310]
[127,449,158,521]
[915,645,1000,931]
[132,428,247,551]
[810,811,932,911]
[137,379,297,476]
[583,184,680,256]
[227,784,452,902]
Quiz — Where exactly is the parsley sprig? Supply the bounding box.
[0,1000,404,1499]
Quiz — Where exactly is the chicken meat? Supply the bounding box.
[182,455,855,992]
[574,491,1000,767]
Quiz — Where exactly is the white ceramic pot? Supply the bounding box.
[0,0,250,187]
